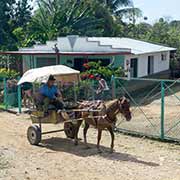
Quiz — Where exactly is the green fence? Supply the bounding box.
[113,77,180,142]
[0,77,21,113]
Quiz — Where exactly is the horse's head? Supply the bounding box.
[118,97,131,121]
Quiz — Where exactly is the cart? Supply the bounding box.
[27,108,102,145]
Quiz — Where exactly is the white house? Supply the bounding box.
[86,37,176,77]
[1,35,176,77]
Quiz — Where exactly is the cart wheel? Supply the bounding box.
[64,122,76,139]
[27,125,41,145]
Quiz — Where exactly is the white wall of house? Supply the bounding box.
[124,51,170,77]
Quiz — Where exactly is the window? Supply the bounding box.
[36,57,56,67]
[161,53,167,61]
[148,56,154,75]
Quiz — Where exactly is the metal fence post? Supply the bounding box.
[92,80,95,101]
[17,77,22,113]
[161,81,165,140]
[73,81,77,102]
[3,78,8,110]
[111,75,116,99]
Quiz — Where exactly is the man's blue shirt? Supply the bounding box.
[39,84,58,99]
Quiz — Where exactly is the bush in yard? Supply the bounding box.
[0,68,19,79]
[81,61,125,81]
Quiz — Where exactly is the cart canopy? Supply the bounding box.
[18,65,80,85]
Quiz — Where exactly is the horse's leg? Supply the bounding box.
[97,129,102,153]
[74,112,82,145]
[74,120,82,145]
[107,126,115,153]
[83,121,90,148]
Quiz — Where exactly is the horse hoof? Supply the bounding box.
[97,149,102,153]
[74,141,78,146]
[109,149,114,153]
[85,145,91,149]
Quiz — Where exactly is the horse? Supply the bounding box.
[73,97,131,152]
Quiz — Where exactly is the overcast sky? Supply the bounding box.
[133,0,180,24]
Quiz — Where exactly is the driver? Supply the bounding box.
[39,75,64,115]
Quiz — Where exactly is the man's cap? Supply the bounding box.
[95,73,101,78]
[48,75,56,81]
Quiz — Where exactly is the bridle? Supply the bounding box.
[118,97,130,118]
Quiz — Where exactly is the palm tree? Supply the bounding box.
[29,0,105,42]
[98,0,142,22]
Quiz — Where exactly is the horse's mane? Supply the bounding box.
[105,99,118,114]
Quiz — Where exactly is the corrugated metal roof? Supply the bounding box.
[88,37,176,55]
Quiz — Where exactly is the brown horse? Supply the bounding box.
[74,97,131,152]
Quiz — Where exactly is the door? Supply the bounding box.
[130,58,138,77]
[148,56,154,75]
[74,58,87,71]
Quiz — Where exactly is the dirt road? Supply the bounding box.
[0,112,180,180]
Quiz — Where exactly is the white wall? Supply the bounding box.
[124,51,170,77]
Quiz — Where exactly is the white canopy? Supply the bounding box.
[18,65,80,85]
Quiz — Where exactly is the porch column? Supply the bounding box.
[57,53,60,64]
[33,55,36,68]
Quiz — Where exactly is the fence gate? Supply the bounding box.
[113,77,180,142]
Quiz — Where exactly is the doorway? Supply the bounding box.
[148,56,154,75]
[130,58,138,77]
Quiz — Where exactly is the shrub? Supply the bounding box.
[81,61,125,81]
[0,68,19,78]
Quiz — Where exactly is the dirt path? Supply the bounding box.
[0,112,180,180]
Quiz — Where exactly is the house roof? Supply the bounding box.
[0,36,176,56]
[88,37,176,55]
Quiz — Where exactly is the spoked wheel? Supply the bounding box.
[27,125,41,145]
[64,122,76,139]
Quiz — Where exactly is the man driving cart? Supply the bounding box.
[39,75,64,116]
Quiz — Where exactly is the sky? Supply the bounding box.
[133,0,180,24]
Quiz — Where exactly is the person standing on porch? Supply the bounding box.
[95,74,109,100]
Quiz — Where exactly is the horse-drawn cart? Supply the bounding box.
[18,65,131,151]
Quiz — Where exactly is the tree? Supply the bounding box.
[11,0,33,48]
[98,0,142,21]
[98,0,132,12]
[0,0,33,50]
[0,0,17,50]
[11,0,33,28]
[27,0,105,43]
